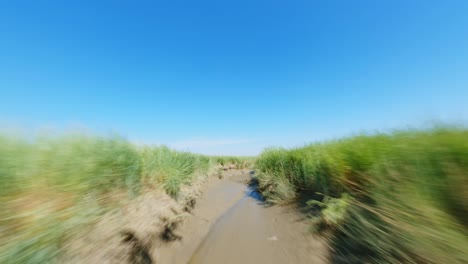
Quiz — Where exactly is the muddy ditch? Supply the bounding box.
[60,168,328,264]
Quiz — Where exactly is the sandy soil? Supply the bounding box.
[156,169,329,264]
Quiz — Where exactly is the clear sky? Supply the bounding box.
[1,0,468,155]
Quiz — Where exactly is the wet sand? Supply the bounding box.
[156,170,329,264]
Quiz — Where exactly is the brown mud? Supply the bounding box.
[157,169,329,264]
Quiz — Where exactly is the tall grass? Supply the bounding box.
[211,155,254,169]
[0,134,218,263]
[255,127,468,263]
[141,146,212,196]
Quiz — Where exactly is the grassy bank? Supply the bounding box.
[255,127,468,263]
[0,134,246,263]
[212,155,255,169]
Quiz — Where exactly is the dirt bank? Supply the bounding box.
[60,168,211,264]
[157,169,329,264]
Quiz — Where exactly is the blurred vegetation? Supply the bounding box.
[255,127,468,263]
[211,155,255,169]
[0,133,246,264]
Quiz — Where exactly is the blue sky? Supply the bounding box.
[1,0,468,155]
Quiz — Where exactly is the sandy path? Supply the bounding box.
[156,170,329,264]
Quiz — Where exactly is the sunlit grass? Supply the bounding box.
[0,134,222,263]
[255,127,468,263]
[211,155,255,169]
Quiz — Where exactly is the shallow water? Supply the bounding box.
[188,183,284,264]
[156,170,328,264]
